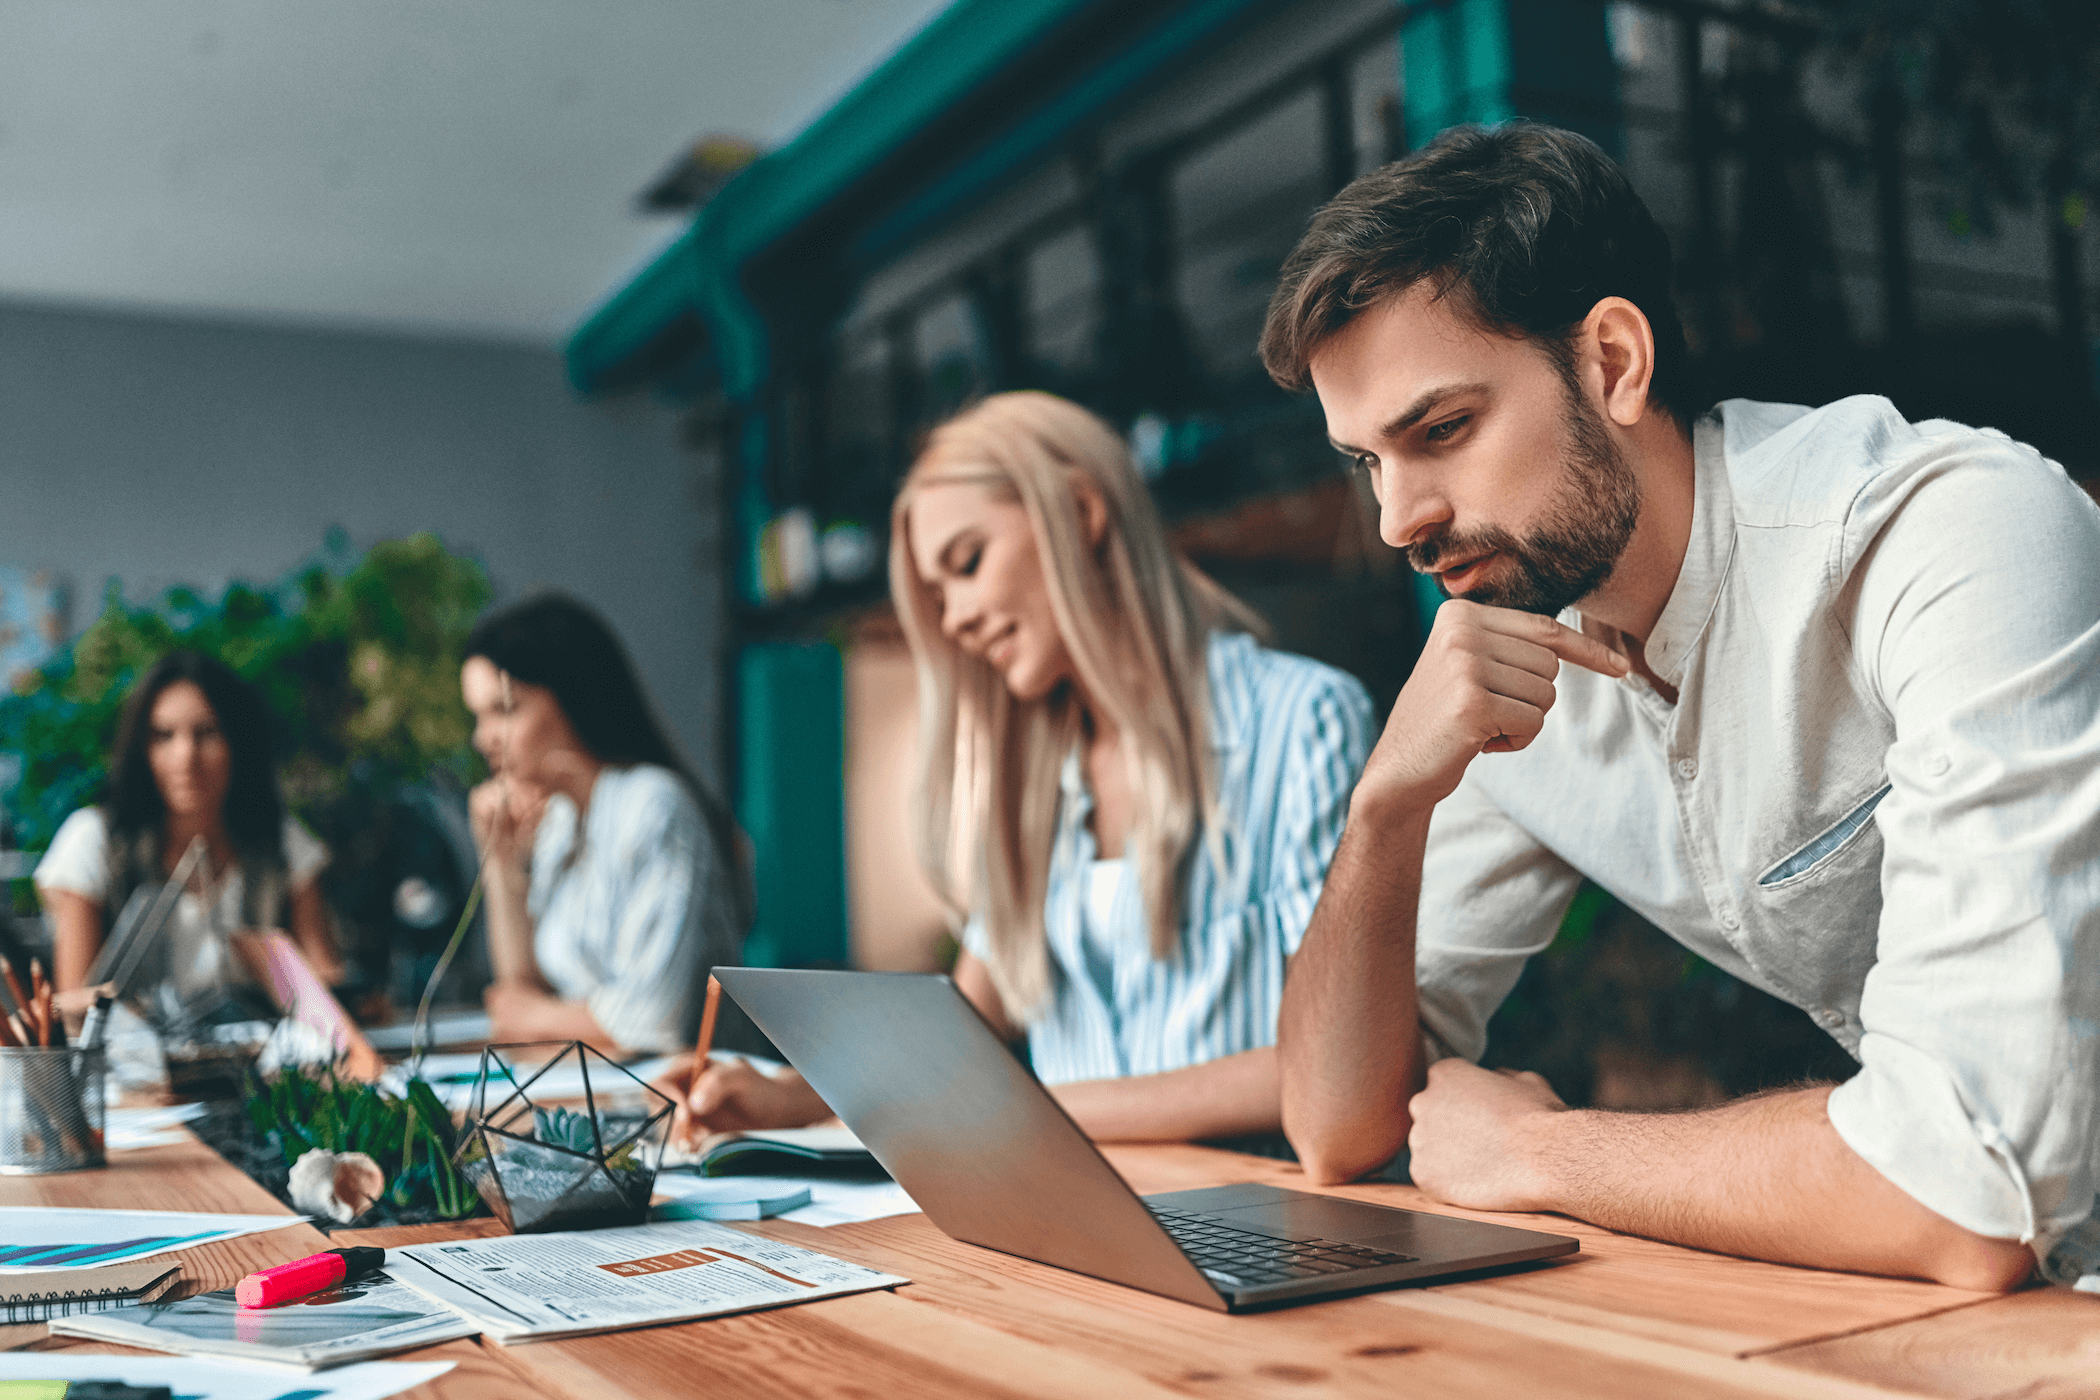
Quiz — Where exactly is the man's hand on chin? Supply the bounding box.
[1406,1059,1566,1213]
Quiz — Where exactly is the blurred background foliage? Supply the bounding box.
[0,530,491,852]
[1482,887,1862,1111]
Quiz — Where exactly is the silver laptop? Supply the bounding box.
[714,968,1577,1312]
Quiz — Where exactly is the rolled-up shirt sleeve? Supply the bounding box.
[1415,771,1585,1064]
[1828,449,2100,1278]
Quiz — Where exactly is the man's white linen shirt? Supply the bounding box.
[1415,396,2100,1284]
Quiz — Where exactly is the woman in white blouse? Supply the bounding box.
[460,593,748,1056]
[662,392,1371,1143]
[38,650,340,1009]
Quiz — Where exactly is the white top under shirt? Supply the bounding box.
[527,763,740,1056]
[1414,396,2100,1286]
[36,806,328,1000]
[1076,858,1128,1009]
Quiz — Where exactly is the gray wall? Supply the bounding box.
[0,298,726,786]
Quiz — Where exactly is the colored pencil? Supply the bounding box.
[694,975,723,1070]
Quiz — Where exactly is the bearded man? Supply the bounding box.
[1267,121,2100,1291]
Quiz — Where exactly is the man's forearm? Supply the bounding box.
[1052,1047,1279,1142]
[1519,1086,2033,1290]
[1277,802,1432,1183]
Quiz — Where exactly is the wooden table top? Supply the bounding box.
[9,1133,2100,1398]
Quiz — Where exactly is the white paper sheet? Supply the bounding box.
[104,1101,209,1150]
[407,1050,783,1112]
[411,1054,678,1111]
[0,1353,451,1400]
[0,1208,307,1271]
[775,1178,921,1228]
[361,1011,491,1052]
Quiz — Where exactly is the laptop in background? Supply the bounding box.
[714,968,1577,1313]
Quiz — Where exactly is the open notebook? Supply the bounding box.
[661,1123,878,1176]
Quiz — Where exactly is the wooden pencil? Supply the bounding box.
[28,961,49,1046]
[671,975,726,1150]
[0,955,29,1022]
[694,975,723,1070]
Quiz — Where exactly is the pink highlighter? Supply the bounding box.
[235,1247,385,1308]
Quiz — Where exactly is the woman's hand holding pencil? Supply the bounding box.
[653,975,830,1147]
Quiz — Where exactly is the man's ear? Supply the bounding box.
[1070,474,1111,551]
[1584,297,1657,429]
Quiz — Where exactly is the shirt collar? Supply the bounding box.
[1639,410,1736,688]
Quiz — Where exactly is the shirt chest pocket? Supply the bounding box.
[1746,782,1890,1024]
[1758,783,1890,889]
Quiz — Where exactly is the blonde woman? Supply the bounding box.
[663,392,1372,1144]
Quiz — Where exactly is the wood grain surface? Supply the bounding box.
[1757,1286,2100,1398]
[11,1130,2100,1399]
[1094,1140,1998,1356]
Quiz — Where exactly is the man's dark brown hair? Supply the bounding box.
[1260,121,1696,425]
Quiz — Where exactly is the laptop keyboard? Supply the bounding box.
[1149,1207,1418,1288]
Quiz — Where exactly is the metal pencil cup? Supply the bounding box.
[0,1047,107,1174]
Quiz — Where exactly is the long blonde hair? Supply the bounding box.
[888,392,1266,1018]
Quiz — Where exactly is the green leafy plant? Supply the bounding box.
[245,1064,481,1220]
[0,530,490,854]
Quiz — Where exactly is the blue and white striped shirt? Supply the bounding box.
[968,631,1373,1085]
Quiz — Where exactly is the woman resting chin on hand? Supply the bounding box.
[461,594,750,1059]
[658,393,1373,1148]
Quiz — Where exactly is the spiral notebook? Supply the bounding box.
[0,1260,181,1323]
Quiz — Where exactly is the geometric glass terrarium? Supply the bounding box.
[453,1041,675,1234]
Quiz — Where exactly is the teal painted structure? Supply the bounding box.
[735,642,847,968]
[1402,0,1517,136]
[567,0,1095,403]
[1402,0,1620,156]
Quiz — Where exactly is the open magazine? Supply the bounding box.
[53,1270,478,1370]
[390,1218,907,1343]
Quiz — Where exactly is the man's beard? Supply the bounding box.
[1407,376,1642,617]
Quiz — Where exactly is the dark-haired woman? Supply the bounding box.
[460,593,747,1055]
[37,651,340,1002]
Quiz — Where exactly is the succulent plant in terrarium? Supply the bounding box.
[454,1041,673,1234]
